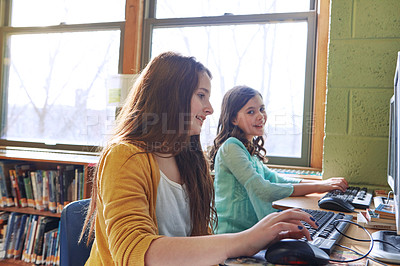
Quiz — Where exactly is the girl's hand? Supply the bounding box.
[236,208,319,257]
[319,177,348,192]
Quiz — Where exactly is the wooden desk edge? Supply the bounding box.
[272,193,361,219]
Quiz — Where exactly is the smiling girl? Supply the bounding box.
[209,85,348,234]
[81,54,320,265]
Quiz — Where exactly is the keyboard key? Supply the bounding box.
[319,186,372,210]
[301,208,353,254]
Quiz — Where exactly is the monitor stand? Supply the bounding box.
[370,230,400,264]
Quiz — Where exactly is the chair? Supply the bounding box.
[60,199,93,266]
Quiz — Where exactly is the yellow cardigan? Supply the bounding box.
[85,143,163,266]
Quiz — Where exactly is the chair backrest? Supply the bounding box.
[60,199,93,266]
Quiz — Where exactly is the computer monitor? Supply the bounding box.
[370,52,400,264]
[387,51,400,235]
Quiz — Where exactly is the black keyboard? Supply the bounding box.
[319,186,373,209]
[301,208,353,254]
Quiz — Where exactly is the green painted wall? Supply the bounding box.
[323,0,400,189]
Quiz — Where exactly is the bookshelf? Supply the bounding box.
[0,146,99,266]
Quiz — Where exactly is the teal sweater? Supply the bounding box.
[214,137,301,234]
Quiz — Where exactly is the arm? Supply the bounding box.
[145,208,318,266]
[218,139,294,203]
[291,177,349,196]
[98,144,163,265]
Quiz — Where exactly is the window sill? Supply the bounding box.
[267,164,322,180]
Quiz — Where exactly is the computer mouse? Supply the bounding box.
[265,239,330,265]
[318,196,355,212]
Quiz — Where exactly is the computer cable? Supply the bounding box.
[326,219,374,263]
[333,214,400,252]
[334,243,388,266]
[372,238,400,252]
[386,191,393,205]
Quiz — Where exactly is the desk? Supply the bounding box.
[224,193,395,266]
[272,193,394,266]
[272,192,364,219]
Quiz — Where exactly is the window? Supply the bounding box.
[0,0,126,150]
[143,0,317,166]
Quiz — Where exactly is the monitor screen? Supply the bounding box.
[389,51,400,234]
[388,95,395,192]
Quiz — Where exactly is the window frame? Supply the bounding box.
[0,0,329,170]
[141,0,318,167]
[0,0,125,152]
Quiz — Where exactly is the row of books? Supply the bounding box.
[0,212,60,265]
[357,196,396,230]
[0,160,86,213]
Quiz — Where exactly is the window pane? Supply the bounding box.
[151,22,307,158]
[11,0,125,26]
[4,31,120,146]
[155,0,311,18]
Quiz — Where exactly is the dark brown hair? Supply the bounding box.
[81,51,217,243]
[209,85,267,170]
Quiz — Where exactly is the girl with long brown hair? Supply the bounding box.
[209,85,348,235]
[82,52,318,265]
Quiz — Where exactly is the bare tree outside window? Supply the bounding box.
[146,0,315,165]
[1,0,125,149]
[5,31,120,146]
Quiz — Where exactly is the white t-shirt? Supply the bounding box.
[156,170,192,236]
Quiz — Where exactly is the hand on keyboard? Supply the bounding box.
[301,209,353,254]
[318,177,349,193]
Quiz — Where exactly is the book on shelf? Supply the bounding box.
[45,229,57,265]
[37,170,45,211]
[30,171,39,211]
[8,214,23,259]
[63,165,76,207]
[47,224,60,265]
[0,213,9,259]
[0,212,61,265]
[33,171,44,211]
[53,164,84,213]
[53,222,61,265]
[43,228,57,265]
[42,230,50,264]
[13,214,29,259]
[56,166,63,213]
[29,216,46,263]
[22,214,39,263]
[15,164,32,208]
[20,215,32,262]
[0,161,17,207]
[32,216,59,264]
[78,168,85,200]
[42,171,50,211]
[9,169,22,208]
[0,161,86,214]
[74,168,79,202]
[3,212,19,259]
[374,203,396,219]
[48,170,57,213]
[23,172,35,208]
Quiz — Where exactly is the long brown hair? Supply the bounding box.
[81,51,217,243]
[209,85,267,170]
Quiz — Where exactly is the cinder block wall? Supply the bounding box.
[323,0,400,189]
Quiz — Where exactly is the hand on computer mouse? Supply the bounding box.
[265,239,330,265]
[238,208,319,257]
